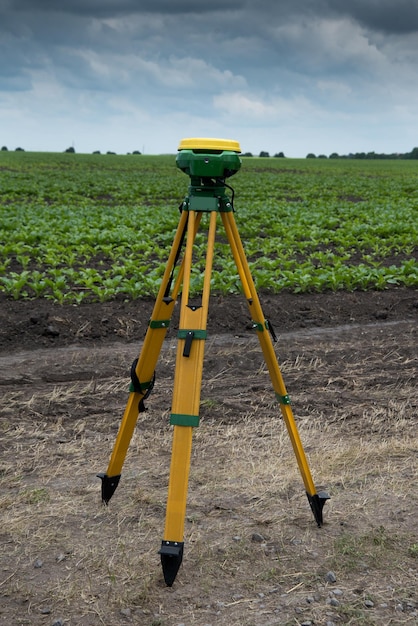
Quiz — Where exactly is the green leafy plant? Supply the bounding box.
[1,152,417,302]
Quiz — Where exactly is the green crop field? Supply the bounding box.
[0,151,417,303]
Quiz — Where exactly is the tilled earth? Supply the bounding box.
[0,289,417,625]
[1,289,417,353]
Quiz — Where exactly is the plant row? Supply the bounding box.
[1,152,417,302]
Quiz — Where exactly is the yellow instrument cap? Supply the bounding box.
[178,138,241,152]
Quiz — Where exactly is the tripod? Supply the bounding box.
[98,138,329,586]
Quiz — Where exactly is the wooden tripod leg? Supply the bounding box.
[221,211,329,526]
[159,210,217,586]
[98,210,199,504]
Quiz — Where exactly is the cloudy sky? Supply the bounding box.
[1,0,418,156]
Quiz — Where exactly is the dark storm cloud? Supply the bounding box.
[1,0,417,155]
[242,0,418,35]
[7,0,244,17]
[6,0,418,28]
[327,0,418,34]
[3,0,418,36]
[1,0,416,99]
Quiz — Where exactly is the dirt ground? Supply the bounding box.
[1,289,417,625]
[1,289,418,353]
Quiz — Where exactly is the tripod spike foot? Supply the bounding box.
[159,541,184,587]
[97,473,121,504]
[307,490,330,527]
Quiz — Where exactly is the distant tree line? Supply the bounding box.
[305,148,418,160]
[2,145,417,159]
[243,148,418,159]
[0,146,143,154]
[1,146,24,151]
[65,147,142,155]
[242,151,285,158]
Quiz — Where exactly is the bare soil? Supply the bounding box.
[1,289,417,625]
[1,289,418,353]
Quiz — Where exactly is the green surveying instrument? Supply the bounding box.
[98,138,329,586]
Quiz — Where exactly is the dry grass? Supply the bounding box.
[0,321,417,625]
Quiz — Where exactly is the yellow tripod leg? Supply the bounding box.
[98,210,196,503]
[159,210,217,586]
[221,211,329,526]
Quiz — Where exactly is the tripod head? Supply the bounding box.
[176,138,241,181]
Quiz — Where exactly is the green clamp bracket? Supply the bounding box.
[251,319,277,342]
[177,329,207,340]
[170,413,200,427]
[129,379,154,393]
[251,320,267,332]
[178,329,207,357]
[183,194,233,213]
[218,196,234,212]
[149,319,171,329]
[188,195,220,212]
[276,392,291,405]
